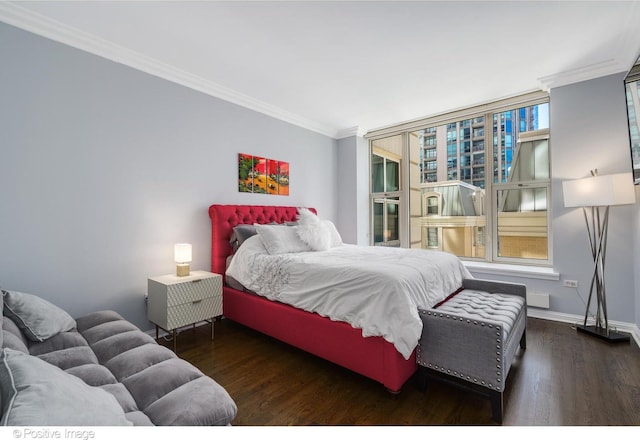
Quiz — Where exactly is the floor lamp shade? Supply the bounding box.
[562,172,635,342]
[562,172,636,207]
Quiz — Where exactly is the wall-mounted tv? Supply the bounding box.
[624,56,640,185]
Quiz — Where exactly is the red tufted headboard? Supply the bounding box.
[208,205,316,276]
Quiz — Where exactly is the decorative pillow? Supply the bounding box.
[325,220,344,247]
[254,224,311,255]
[229,224,258,253]
[2,290,76,342]
[296,208,342,251]
[0,348,132,426]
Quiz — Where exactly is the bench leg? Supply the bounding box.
[416,366,428,392]
[520,329,527,350]
[489,389,503,423]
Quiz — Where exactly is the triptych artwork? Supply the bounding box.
[238,153,290,196]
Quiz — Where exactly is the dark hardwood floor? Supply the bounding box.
[159,317,640,426]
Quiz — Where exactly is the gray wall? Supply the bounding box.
[550,73,638,325]
[468,73,638,327]
[0,23,337,330]
[336,135,369,245]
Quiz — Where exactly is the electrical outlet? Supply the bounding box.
[563,280,578,288]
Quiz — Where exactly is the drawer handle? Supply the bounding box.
[192,279,202,283]
[192,299,202,304]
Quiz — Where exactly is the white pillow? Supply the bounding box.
[254,224,311,255]
[296,208,342,251]
[325,220,343,247]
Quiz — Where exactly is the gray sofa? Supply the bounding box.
[0,289,237,426]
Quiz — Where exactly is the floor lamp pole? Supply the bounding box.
[578,205,629,342]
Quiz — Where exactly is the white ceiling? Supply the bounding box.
[2,1,640,138]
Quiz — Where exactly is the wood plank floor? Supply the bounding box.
[160,317,640,426]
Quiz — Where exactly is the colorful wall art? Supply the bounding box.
[238,153,290,196]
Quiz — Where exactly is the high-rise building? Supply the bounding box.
[418,105,541,188]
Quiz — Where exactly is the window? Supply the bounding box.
[493,129,550,260]
[426,227,439,248]
[368,91,551,265]
[423,193,441,216]
[370,134,403,247]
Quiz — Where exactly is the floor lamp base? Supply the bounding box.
[577,325,630,343]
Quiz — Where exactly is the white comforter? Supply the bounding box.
[226,236,472,359]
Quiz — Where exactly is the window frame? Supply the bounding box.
[370,139,406,247]
[366,91,552,267]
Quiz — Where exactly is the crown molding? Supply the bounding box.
[0,2,340,139]
[335,126,368,139]
[537,58,629,91]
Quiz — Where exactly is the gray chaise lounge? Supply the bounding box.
[0,289,237,426]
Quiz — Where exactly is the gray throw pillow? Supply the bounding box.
[229,224,258,253]
[0,348,132,426]
[2,290,76,342]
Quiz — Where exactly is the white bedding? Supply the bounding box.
[226,236,472,359]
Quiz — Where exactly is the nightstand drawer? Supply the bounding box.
[164,276,220,307]
[148,271,221,306]
[166,295,222,330]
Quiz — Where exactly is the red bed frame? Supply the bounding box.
[208,204,417,393]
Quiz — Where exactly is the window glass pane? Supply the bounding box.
[496,187,548,260]
[386,202,399,242]
[410,119,487,257]
[494,103,549,184]
[386,160,399,192]
[427,196,439,215]
[427,227,438,247]
[373,197,400,247]
[372,154,384,193]
[373,200,384,243]
[371,134,403,193]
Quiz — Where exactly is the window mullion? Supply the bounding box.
[483,112,495,262]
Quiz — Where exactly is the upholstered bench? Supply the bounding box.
[416,278,527,423]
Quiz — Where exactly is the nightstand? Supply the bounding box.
[147,270,223,351]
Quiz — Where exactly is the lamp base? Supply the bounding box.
[176,264,190,277]
[577,324,630,343]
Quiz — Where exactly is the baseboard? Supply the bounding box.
[526,308,640,348]
[144,311,640,350]
[143,319,216,339]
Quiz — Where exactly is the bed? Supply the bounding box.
[208,204,469,393]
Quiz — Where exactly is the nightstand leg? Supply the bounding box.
[155,325,159,341]
[211,318,215,340]
[173,329,177,352]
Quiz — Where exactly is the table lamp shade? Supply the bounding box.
[174,243,192,277]
[174,243,192,263]
[562,172,636,208]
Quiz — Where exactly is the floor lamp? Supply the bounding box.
[562,171,636,342]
